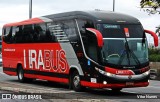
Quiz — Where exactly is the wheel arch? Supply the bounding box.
[69,65,84,76]
[68,65,84,89]
[69,65,85,91]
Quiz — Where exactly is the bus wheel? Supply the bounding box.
[17,66,32,82]
[71,71,84,92]
[111,88,122,92]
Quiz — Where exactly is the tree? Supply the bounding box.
[140,0,160,14]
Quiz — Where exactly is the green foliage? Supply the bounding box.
[140,0,160,14]
[149,54,160,62]
[149,48,160,54]
[141,0,160,7]
[149,48,160,62]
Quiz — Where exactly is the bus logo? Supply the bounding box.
[23,49,67,72]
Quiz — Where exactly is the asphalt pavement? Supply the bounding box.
[0,67,160,102]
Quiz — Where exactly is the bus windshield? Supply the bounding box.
[98,24,148,66]
[101,38,148,66]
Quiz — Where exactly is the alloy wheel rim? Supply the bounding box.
[73,75,80,88]
[19,69,23,80]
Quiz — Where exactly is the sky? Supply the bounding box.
[0,0,159,42]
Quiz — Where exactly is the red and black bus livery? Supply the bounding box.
[2,11,158,91]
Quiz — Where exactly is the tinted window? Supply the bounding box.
[52,20,78,42]
[77,19,94,32]
[2,27,5,36]
[98,24,144,38]
[14,26,23,43]
[5,27,11,36]
[62,20,78,41]
[3,23,59,44]
[77,19,98,62]
[34,23,57,43]
[3,27,12,43]
[48,22,68,42]
[22,24,34,43]
[34,23,46,42]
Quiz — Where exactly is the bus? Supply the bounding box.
[2,11,158,92]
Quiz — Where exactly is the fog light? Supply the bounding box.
[106,72,112,76]
[103,81,107,84]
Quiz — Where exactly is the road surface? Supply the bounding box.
[0,67,159,102]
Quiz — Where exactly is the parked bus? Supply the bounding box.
[2,11,158,92]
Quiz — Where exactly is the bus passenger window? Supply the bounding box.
[61,20,78,41]
[34,23,49,43]
[77,19,95,41]
[14,26,23,43]
[11,26,17,43]
[39,23,47,42]
[23,25,34,43]
[2,27,6,36]
[34,24,41,42]
[48,22,68,42]
[3,27,12,43]
[77,20,94,32]
[47,23,57,42]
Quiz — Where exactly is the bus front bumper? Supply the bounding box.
[81,81,149,88]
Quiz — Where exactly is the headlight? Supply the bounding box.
[95,67,114,77]
[106,72,112,76]
[143,70,150,75]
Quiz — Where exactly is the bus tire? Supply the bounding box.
[71,71,84,92]
[111,88,122,92]
[17,66,32,83]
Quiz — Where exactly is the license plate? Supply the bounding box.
[126,82,134,86]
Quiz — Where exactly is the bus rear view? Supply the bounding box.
[2,11,158,92]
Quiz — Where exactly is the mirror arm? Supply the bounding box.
[145,29,158,47]
[86,28,104,48]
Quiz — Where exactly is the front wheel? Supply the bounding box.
[71,71,84,92]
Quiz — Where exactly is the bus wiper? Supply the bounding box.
[118,49,126,65]
[118,35,141,66]
[118,41,131,65]
[125,41,131,65]
[125,41,141,66]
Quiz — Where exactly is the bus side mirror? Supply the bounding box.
[145,29,158,47]
[86,28,104,48]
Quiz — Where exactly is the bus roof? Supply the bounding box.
[44,10,141,24]
[3,18,44,27]
[4,10,141,27]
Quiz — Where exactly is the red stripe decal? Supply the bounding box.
[81,81,149,88]
[24,74,69,83]
[105,67,135,75]
[3,71,17,76]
